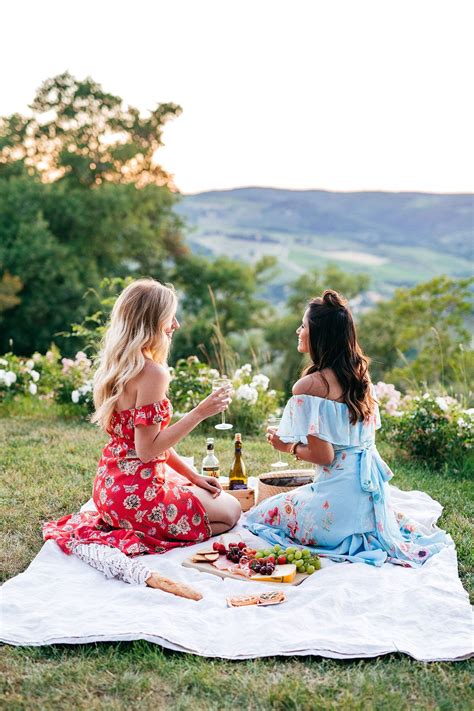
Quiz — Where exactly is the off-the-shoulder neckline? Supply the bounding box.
[113,397,171,415]
[290,393,347,407]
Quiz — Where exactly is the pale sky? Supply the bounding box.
[2,0,473,194]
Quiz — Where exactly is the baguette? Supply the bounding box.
[146,573,202,601]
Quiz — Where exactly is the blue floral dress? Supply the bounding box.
[245,394,451,567]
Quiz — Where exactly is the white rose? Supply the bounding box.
[241,363,252,375]
[435,397,448,412]
[29,382,37,395]
[33,352,42,362]
[26,359,35,370]
[5,371,17,387]
[251,374,269,391]
[71,390,80,403]
[30,370,40,382]
[0,358,8,366]
[235,384,258,404]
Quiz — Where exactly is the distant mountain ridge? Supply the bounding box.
[177,187,473,298]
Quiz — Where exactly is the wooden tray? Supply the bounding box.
[182,557,307,586]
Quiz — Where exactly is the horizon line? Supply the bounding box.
[180,184,474,197]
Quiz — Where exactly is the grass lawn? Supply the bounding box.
[1,410,473,710]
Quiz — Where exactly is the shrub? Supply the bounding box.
[229,363,281,435]
[169,357,282,435]
[0,349,61,402]
[1,350,282,435]
[54,350,94,414]
[374,383,473,466]
[169,356,220,414]
[0,347,93,417]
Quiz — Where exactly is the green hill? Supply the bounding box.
[178,187,473,300]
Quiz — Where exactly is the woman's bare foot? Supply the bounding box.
[146,573,202,601]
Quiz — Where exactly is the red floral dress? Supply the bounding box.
[42,399,211,556]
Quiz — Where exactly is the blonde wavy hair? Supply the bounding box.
[90,278,177,432]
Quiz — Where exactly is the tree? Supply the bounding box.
[0,71,181,188]
[0,271,22,313]
[359,276,473,391]
[170,254,277,369]
[0,74,187,354]
[265,265,370,396]
[0,179,84,355]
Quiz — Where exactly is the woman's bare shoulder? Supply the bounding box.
[135,360,169,403]
[142,360,169,378]
[292,370,343,400]
[292,373,328,397]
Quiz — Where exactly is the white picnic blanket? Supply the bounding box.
[1,484,472,661]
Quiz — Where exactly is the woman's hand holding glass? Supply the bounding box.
[266,416,289,468]
[195,381,232,422]
[211,377,233,430]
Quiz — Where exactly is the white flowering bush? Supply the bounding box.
[0,351,52,401]
[229,363,280,434]
[168,356,220,415]
[0,347,94,416]
[1,349,281,431]
[375,381,473,466]
[54,350,94,412]
[169,357,281,434]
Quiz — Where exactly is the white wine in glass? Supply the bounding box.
[267,416,288,468]
[212,376,233,431]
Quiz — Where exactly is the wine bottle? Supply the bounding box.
[229,433,248,490]
[201,438,220,478]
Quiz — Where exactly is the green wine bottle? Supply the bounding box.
[229,433,248,490]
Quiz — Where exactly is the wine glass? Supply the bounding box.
[267,415,288,468]
[212,376,233,431]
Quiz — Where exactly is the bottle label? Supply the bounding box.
[202,466,220,478]
[229,481,248,490]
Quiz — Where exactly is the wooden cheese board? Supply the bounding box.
[182,556,307,586]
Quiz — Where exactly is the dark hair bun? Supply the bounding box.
[322,289,347,309]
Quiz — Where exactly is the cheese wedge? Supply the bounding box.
[250,564,297,583]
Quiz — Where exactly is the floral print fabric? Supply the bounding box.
[43,400,211,556]
[245,394,451,567]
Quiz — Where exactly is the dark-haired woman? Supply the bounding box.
[245,290,451,567]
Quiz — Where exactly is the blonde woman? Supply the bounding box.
[43,279,241,599]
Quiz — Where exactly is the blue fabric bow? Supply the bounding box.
[342,442,391,501]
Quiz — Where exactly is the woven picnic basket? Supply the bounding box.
[256,469,315,504]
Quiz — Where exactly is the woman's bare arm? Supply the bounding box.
[134,363,230,463]
[290,437,334,466]
[266,372,336,465]
[166,448,199,480]
[267,430,334,466]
